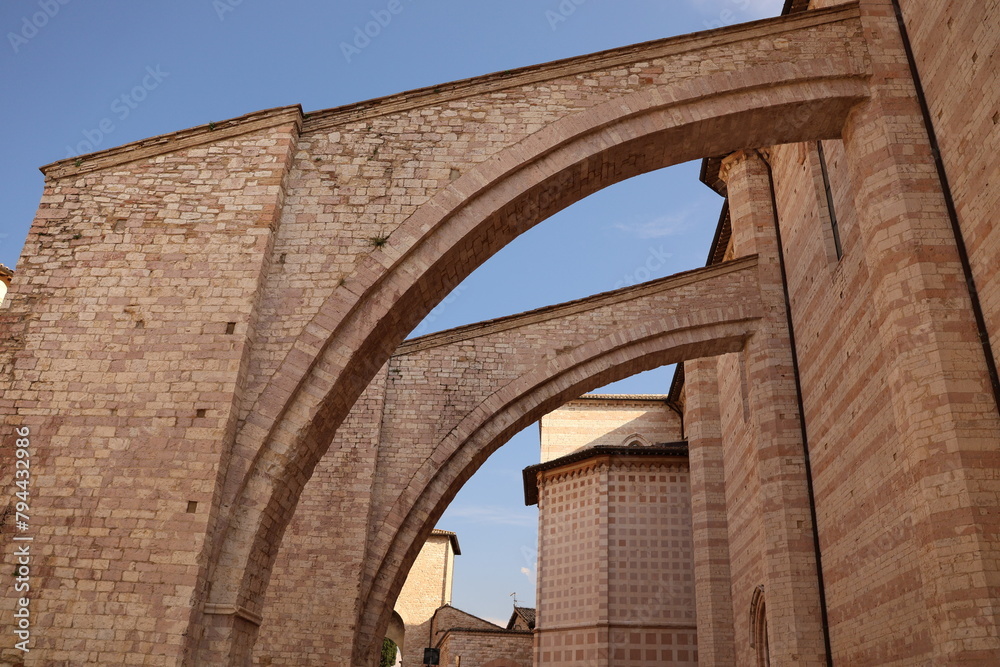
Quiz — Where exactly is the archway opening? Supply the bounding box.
[218,39,866,662]
[383,611,405,667]
[363,300,755,661]
[414,159,722,629]
[398,356,702,666]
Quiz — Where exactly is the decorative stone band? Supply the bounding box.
[203,602,264,627]
[535,621,699,633]
[522,442,689,505]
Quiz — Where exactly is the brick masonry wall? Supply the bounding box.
[394,534,455,667]
[682,357,736,666]
[713,350,765,666]
[606,462,697,666]
[536,464,604,665]
[539,398,682,462]
[711,133,930,665]
[766,135,929,663]
[721,150,828,664]
[693,3,1000,664]
[0,113,300,664]
[777,1,1000,663]
[253,365,389,666]
[895,0,1000,373]
[438,629,532,667]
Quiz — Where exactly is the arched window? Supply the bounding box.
[749,585,770,667]
[621,433,650,448]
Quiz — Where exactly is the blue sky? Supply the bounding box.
[0,0,784,627]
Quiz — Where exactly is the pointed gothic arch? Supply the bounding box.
[193,12,870,658]
[200,39,869,659]
[750,585,771,667]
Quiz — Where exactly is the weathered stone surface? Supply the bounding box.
[2,1,999,664]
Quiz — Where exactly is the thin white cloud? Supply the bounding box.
[747,0,785,15]
[687,0,784,20]
[613,211,692,239]
[446,504,537,527]
[520,567,532,577]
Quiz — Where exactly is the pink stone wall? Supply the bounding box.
[0,113,300,664]
[438,629,532,667]
[394,534,457,667]
[539,397,682,462]
[535,454,696,666]
[253,365,389,665]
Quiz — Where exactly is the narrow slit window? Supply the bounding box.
[816,141,843,260]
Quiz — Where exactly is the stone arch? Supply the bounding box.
[256,256,761,661]
[354,318,757,661]
[197,11,870,661]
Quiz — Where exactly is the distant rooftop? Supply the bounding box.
[523,442,689,505]
[0,265,12,293]
[431,529,462,555]
[577,393,669,402]
[508,606,536,631]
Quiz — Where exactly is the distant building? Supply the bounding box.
[394,530,532,667]
[431,605,532,667]
[393,529,461,666]
[505,607,535,633]
[525,395,697,666]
